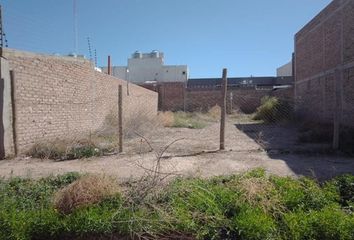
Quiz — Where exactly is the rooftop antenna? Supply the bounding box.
[87,37,93,62]
[94,49,97,67]
[4,33,8,47]
[0,5,4,48]
[73,0,78,54]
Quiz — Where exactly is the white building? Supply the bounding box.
[102,51,189,84]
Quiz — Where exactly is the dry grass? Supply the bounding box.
[207,105,221,119]
[100,111,160,139]
[158,111,211,129]
[158,111,175,127]
[53,175,120,215]
[229,177,282,213]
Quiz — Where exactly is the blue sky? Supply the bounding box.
[2,0,331,78]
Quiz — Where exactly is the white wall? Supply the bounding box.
[161,65,188,82]
[105,52,188,84]
[128,57,163,83]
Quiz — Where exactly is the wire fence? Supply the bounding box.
[2,47,353,162]
[1,2,353,170]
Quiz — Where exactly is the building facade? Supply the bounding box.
[102,51,189,84]
[294,0,354,127]
[277,61,293,77]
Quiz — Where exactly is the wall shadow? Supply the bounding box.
[235,122,354,181]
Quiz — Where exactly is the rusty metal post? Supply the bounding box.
[220,68,227,150]
[118,85,123,153]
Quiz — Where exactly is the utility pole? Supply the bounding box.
[0,5,4,57]
[73,0,78,54]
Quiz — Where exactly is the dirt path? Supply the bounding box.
[0,119,353,181]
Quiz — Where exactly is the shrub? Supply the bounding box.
[253,96,293,123]
[28,138,116,160]
[331,174,354,207]
[53,175,120,215]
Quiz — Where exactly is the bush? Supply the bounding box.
[28,138,116,160]
[53,175,120,215]
[330,174,354,208]
[253,96,293,123]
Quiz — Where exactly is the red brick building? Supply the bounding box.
[294,0,354,127]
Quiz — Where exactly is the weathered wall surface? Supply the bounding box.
[0,58,15,158]
[3,49,158,154]
[295,0,354,127]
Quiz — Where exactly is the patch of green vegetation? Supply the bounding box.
[172,112,207,129]
[253,96,293,123]
[0,169,354,239]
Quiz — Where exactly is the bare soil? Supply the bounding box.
[0,116,353,181]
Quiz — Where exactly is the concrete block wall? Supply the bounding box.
[3,49,158,154]
[295,0,354,127]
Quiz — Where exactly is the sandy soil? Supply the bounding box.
[0,117,353,181]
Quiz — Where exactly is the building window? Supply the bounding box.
[182,71,186,75]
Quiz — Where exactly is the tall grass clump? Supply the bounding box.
[253,96,293,123]
[54,175,120,214]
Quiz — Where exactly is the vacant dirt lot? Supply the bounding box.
[0,116,353,181]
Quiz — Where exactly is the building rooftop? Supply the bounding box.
[187,76,293,88]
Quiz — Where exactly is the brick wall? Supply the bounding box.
[186,87,293,113]
[141,82,294,113]
[3,49,158,153]
[295,0,354,127]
